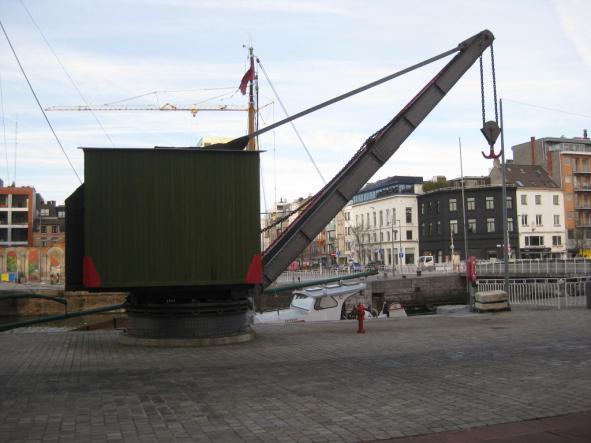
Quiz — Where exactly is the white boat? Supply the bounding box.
[254,280,367,323]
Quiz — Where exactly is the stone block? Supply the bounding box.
[475,290,508,303]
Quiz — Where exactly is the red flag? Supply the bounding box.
[239,65,254,95]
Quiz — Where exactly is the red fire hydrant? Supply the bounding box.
[357,303,365,334]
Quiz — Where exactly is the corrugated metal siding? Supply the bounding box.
[83,148,260,289]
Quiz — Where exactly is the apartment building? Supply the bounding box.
[418,178,518,261]
[261,196,328,268]
[343,176,423,267]
[512,132,591,256]
[0,186,37,247]
[33,200,66,248]
[491,163,566,259]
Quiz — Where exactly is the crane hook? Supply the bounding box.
[482,145,503,159]
[480,120,502,159]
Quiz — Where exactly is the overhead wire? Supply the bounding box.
[0,73,9,183]
[256,57,326,184]
[18,0,116,148]
[502,98,591,120]
[0,19,82,184]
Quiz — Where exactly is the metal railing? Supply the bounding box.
[476,258,591,276]
[276,263,463,283]
[477,277,589,309]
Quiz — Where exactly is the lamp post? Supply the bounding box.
[391,216,402,275]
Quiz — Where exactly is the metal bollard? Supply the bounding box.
[357,303,365,334]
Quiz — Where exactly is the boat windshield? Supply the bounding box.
[291,294,314,311]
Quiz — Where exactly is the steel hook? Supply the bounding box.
[481,145,503,159]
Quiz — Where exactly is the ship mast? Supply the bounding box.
[246,46,257,151]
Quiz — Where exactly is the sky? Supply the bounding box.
[0,0,590,209]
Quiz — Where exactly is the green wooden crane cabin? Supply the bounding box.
[66,147,261,339]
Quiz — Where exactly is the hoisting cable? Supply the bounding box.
[0,19,82,184]
[260,198,312,233]
[225,42,462,150]
[256,57,326,184]
[19,0,116,148]
[479,42,502,159]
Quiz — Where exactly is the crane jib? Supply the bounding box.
[260,30,495,288]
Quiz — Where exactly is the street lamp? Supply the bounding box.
[390,211,402,275]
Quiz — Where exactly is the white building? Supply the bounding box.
[491,163,566,259]
[343,176,422,267]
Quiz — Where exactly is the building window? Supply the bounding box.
[487,218,495,233]
[485,196,494,210]
[506,197,513,209]
[467,197,475,211]
[521,194,527,205]
[373,212,376,227]
[373,233,377,242]
[554,215,560,225]
[380,231,383,242]
[58,211,65,218]
[521,214,528,226]
[552,235,562,246]
[366,213,370,226]
[379,210,383,227]
[468,219,476,233]
[449,220,458,234]
[406,230,412,240]
[385,209,390,225]
[387,231,390,241]
[535,194,542,205]
[449,199,457,212]
[507,218,514,232]
[553,195,559,205]
[567,229,575,240]
[437,221,441,234]
[40,208,49,216]
[422,223,426,236]
[41,240,47,247]
[535,215,542,226]
[421,204,424,215]
[525,236,544,246]
[435,201,440,214]
[52,226,58,233]
[41,226,47,233]
[345,212,350,221]
[428,223,433,236]
[406,207,412,224]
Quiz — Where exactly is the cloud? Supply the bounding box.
[555,0,591,71]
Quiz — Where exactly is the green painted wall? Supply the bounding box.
[83,148,260,289]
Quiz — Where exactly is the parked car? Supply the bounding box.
[366,261,384,271]
[417,255,435,271]
[349,262,363,272]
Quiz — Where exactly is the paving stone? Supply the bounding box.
[0,307,590,441]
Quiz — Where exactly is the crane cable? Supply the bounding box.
[256,57,326,184]
[19,0,116,147]
[0,19,82,184]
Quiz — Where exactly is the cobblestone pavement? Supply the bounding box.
[1,306,590,442]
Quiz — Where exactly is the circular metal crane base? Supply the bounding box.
[123,290,253,342]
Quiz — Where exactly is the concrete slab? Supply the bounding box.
[1,306,590,442]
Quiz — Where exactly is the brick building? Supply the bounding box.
[512,132,591,256]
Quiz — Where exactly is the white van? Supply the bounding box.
[417,255,435,271]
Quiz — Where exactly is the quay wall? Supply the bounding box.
[0,290,127,317]
[256,274,467,312]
